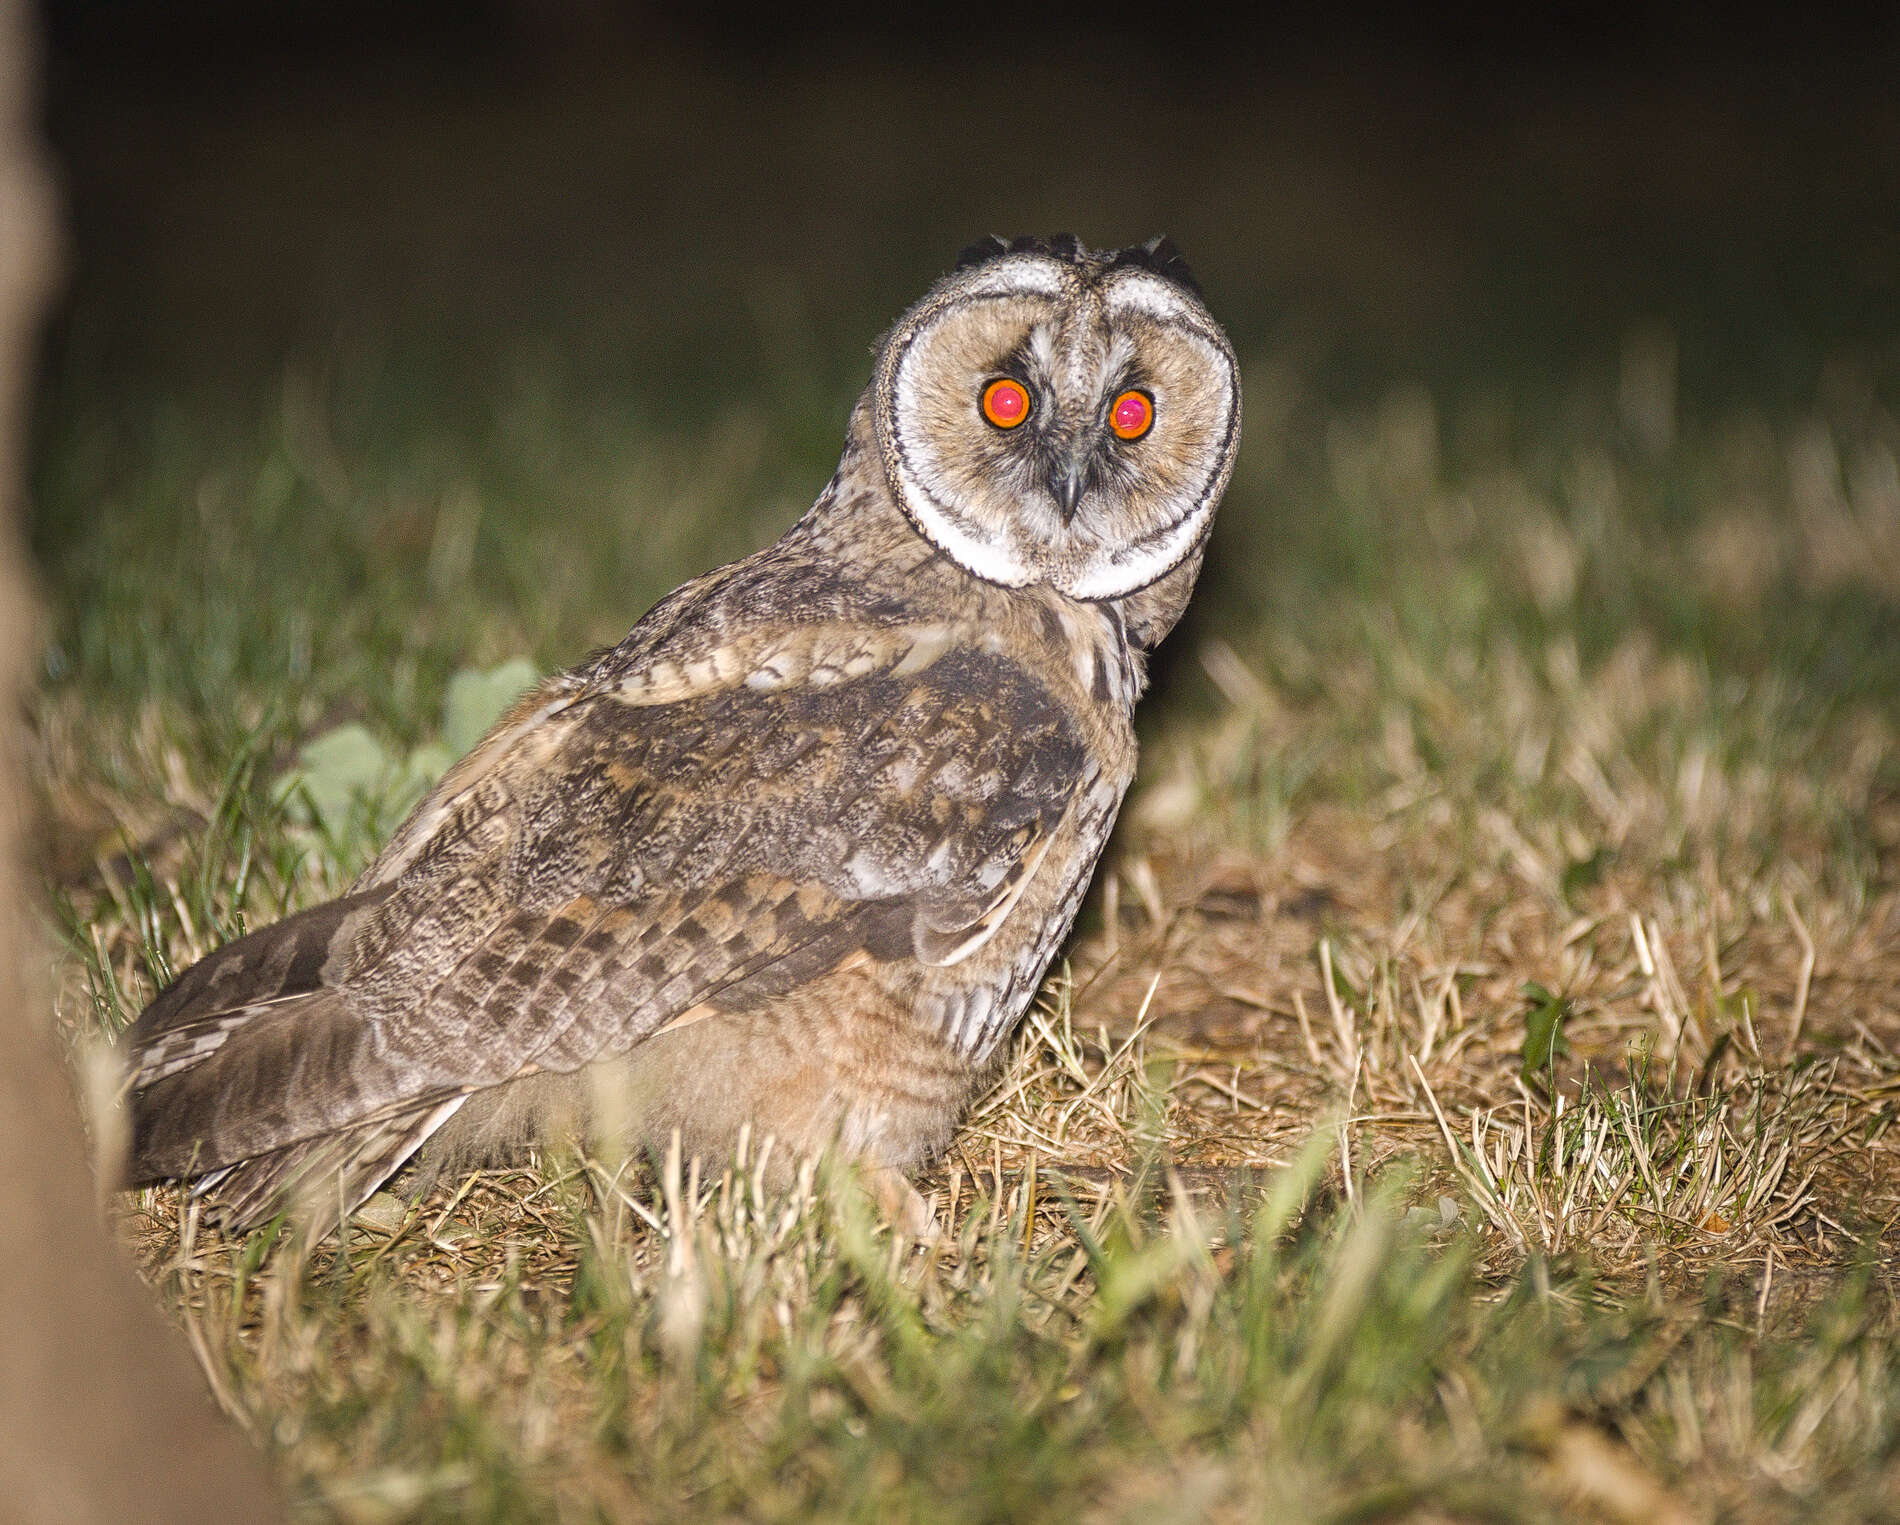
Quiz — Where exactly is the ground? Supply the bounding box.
[27,54,1900,1522]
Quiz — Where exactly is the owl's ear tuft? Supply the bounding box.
[1108,236,1202,298]
[955,234,1088,273]
[956,235,1013,271]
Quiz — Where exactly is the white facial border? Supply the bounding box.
[879,259,1064,587]
[887,321,1037,585]
[1059,272,1238,601]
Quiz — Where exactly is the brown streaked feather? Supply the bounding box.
[912,823,1061,966]
[132,988,389,1175]
[125,638,1089,1206]
[200,1094,469,1234]
[128,886,393,1054]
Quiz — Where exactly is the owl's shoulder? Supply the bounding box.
[582,517,927,685]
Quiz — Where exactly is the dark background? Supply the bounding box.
[24,1,1900,747]
[36,3,1900,402]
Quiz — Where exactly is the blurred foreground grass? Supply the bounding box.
[28,255,1900,1518]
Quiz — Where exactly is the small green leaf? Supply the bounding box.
[274,722,396,833]
[405,740,457,783]
[1561,846,1614,901]
[272,660,539,842]
[384,742,455,820]
[1519,981,1572,1081]
[441,657,540,758]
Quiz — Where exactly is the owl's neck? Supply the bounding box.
[802,397,1208,657]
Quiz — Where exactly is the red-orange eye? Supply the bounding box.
[981,378,1031,429]
[1109,389,1154,441]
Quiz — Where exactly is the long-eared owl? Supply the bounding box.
[123,234,1241,1234]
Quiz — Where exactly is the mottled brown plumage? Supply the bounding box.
[123,236,1240,1234]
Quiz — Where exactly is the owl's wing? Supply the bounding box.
[125,634,1095,1217]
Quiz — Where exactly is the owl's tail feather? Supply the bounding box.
[200,1093,470,1236]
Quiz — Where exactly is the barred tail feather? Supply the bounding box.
[203,1094,469,1235]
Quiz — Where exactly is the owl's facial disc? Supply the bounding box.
[874,248,1239,600]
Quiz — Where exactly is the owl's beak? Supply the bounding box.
[1049,459,1088,524]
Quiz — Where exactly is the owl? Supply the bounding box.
[122,235,1241,1235]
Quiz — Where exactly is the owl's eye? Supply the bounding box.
[1109,390,1155,441]
[981,378,1032,430]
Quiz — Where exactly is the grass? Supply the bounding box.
[31,248,1900,1518]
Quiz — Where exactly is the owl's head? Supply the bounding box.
[870,235,1239,602]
